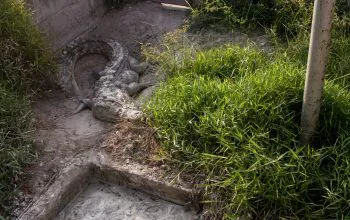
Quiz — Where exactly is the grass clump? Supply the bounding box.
[180,46,267,79]
[0,0,55,216]
[142,29,268,78]
[145,45,350,218]
[170,45,268,81]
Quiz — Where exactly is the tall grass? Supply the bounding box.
[144,44,350,218]
[145,0,350,218]
[0,0,55,92]
[0,0,55,217]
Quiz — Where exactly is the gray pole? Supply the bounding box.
[300,0,335,145]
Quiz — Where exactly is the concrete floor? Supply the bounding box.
[57,181,195,220]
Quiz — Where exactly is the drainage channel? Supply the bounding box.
[18,152,199,220]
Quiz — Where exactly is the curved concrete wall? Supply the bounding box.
[27,0,106,48]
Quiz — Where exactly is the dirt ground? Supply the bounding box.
[15,1,270,218]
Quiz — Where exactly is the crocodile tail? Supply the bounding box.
[70,69,84,100]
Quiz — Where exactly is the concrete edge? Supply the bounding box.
[18,151,199,220]
[93,161,193,206]
[18,155,93,220]
[161,3,191,11]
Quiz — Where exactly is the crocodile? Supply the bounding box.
[58,39,153,121]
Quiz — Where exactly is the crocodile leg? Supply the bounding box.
[126,82,154,96]
[72,98,93,115]
[128,56,148,74]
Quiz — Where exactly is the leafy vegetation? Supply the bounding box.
[0,0,55,217]
[144,0,350,219]
[190,0,313,38]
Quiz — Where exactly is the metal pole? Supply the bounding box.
[300,0,335,145]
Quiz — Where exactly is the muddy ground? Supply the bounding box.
[15,0,270,218]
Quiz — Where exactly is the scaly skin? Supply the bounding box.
[60,39,153,116]
[115,81,154,97]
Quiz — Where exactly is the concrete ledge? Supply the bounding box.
[93,161,193,206]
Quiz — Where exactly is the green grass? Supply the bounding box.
[0,0,55,217]
[144,42,350,218]
[0,0,55,92]
[0,85,32,215]
[175,45,268,79]
[143,1,350,218]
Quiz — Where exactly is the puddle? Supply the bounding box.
[57,181,194,220]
